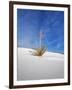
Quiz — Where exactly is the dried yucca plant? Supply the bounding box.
[32,30,46,56]
[32,47,46,56]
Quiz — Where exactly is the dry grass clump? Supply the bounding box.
[32,47,46,56]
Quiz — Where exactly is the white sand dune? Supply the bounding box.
[17,48,64,81]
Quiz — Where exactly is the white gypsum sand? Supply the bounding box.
[17,48,64,81]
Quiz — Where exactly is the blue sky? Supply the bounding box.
[17,9,64,53]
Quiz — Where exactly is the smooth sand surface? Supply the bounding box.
[17,48,64,81]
